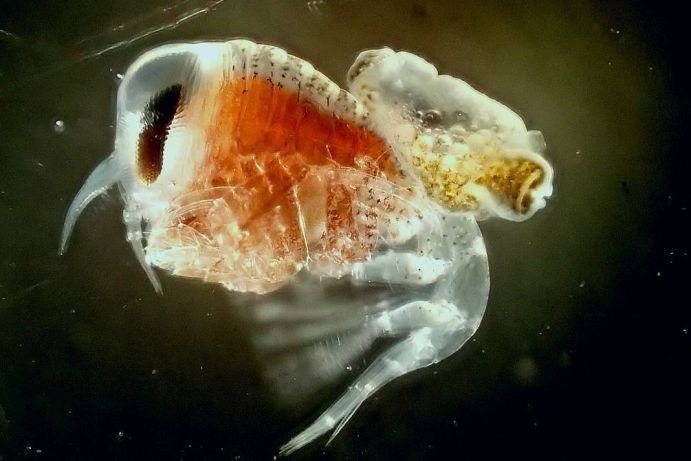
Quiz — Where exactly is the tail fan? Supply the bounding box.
[234,273,418,405]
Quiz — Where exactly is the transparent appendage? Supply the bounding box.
[123,206,162,294]
[278,213,489,455]
[59,154,120,254]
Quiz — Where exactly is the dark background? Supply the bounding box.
[1,1,689,459]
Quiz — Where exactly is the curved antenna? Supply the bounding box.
[59,155,120,254]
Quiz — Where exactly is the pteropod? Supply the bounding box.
[59,40,553,454]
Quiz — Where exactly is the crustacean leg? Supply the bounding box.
[60,153,162,293]
[124,204,162,294]
[280,213,489,455]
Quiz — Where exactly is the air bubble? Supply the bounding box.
[53,119,66,133]
[422,109,443,127]
[454,110,469,123]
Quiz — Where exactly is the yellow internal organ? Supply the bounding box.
[411,147,544,213]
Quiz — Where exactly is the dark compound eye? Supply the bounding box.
[137,84,183,183]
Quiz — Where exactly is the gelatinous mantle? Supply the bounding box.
[348,47,553,221]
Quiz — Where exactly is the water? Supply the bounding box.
[1,0,689,459]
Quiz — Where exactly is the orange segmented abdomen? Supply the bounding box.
[172,73,407,291]
[205,76,398,183]
[235,75,274,152]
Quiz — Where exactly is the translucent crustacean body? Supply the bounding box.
[59,41,553,454]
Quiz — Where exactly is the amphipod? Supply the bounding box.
[60,41,553,454]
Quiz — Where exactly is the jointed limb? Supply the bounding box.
[280,213,489,455]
